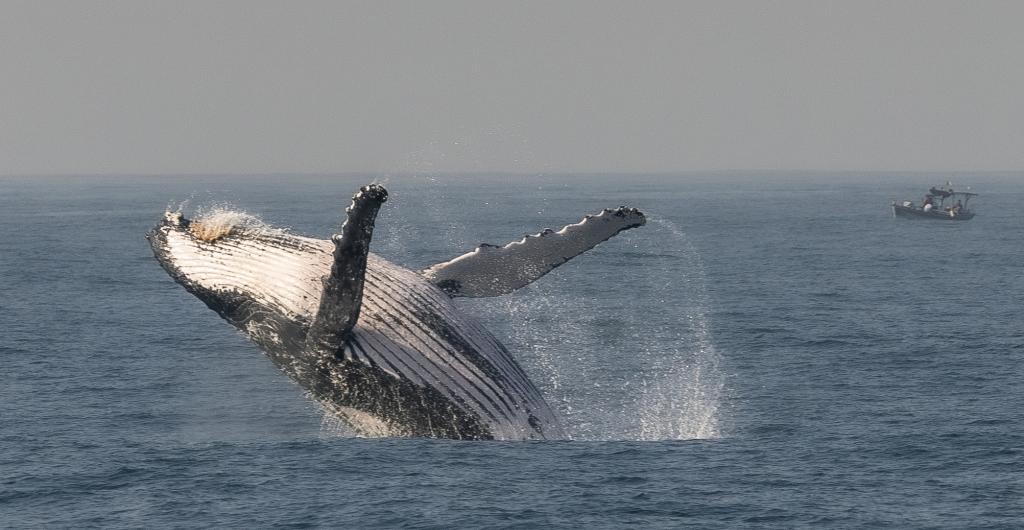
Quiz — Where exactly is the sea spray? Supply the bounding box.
[633,217,726,440]
[474,214,727,441]
[187,205,283,242]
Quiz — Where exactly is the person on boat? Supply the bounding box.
[923,195,934,212]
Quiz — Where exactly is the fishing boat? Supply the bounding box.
[892,182,977,221]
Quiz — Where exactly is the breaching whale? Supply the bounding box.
[147,184,645,440]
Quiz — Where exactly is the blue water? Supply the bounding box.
[2,173,1022,527]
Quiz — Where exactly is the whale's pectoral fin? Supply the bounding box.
[422,206,645,297]
[305,184,388,355]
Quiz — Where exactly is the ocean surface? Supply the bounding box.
[2,172,1022,527]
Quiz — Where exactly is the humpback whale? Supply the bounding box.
[147,184,645,440]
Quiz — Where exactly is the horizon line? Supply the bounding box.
[2,168,1022,179]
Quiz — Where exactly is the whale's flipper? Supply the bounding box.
[423,206,645,297]
[305,185,388,354]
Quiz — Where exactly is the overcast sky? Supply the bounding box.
[1,0,1022,176]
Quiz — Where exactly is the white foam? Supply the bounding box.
[188,206,284,242]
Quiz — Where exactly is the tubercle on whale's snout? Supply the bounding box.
[145,211,186,247]
[146,211,186,235]
[163,210,184,226]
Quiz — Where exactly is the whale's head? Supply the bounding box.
[146,209,330,352]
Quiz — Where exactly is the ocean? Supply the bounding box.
[2,172,1021,527]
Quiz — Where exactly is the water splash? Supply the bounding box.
[187,204,287,242]
[319,406,356,438]
[634,217,725,440]
[482,214,726,441]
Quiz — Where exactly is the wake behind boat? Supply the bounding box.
[892,182,977,221]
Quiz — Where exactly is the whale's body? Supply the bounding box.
[148,185,644,440]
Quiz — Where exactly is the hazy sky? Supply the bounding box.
[2,0,1022,176]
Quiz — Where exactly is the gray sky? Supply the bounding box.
[2,0,1022,176]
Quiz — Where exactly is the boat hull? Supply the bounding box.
[892,204,974,221]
